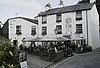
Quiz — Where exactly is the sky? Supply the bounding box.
[0,0,80,23]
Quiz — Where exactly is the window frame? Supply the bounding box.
[76,11,82,21]
[42,15,47,24]
[16,25,22,35]
[76,24,83,34]
[56,14,62,22]
[31,26,36,36]
[56,25,62,34]
[42,26,47,35]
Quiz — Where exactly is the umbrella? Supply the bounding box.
[22,38,32,42]
[22,37,42,42]
[57,37,70,41]
[23,37,71,42]
[71,37,85,40]
[40,37,57,42]
[40,37,70,42]
[30,37,42,42]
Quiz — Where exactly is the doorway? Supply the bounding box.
[13,40,18,46]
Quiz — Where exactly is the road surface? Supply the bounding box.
[56,51,100,68]
[27,54,52,68]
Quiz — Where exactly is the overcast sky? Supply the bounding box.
[0,0,80,23]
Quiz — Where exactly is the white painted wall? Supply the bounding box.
[9,18,37,47]
[38,11,84,38]
[37,4,100,49]
[90,0,95,3]
[38,14,63,38]
[88,4,100,49]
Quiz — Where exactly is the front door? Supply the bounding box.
[13,40,18,46]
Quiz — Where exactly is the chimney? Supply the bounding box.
[59,0,64,7]
[45,3,52,10]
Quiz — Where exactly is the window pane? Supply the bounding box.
[56,25,62,34]
[42,16,47,24]
[76,11,82,20]
[16,25,21,35]
[31,26,36,35]
[56,14,62,22]
[76,24,83,33]
[42,26,47,35]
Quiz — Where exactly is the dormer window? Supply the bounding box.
[56,14,62,22]
[76,11,82,20]
[42,15,47,24]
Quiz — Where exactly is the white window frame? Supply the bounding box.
[76,11,82,20]
[42,15,47,24]
[56,14,62,22]
[31,26,36,35]
[16,25,21,35]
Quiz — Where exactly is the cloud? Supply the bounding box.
[0,0,45,13]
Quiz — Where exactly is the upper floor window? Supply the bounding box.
[42,26,47,35]
[76,24,83,34]
[16,25,22,35]
[55,25,62,34]
[31,26,36,36]
[76,11,82,20]
[42,15,47,24]
[56,14,62,22]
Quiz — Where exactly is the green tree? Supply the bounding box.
[0,41,19,68]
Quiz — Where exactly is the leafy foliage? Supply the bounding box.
[85,45,92,52]
[0,41,19,68]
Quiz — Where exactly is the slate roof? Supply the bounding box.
[9,17,38,24]
[38,3,94,16]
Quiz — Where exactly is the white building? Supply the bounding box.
[36,0,100,49]
[1,17,38,47]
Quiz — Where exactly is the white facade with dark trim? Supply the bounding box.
[2,17,38,47]
[37,2,100,49]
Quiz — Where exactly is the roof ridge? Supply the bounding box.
[38,3,94,16]
[8,16,38,24]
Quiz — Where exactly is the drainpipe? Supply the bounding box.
[86,10,88,45]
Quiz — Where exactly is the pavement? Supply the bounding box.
[27,54,53,68]
[27,47,100,68]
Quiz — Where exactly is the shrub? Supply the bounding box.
[71,42,76,52]
[85,45,92,52]
[49,42,55,49]
[0,41,20,68]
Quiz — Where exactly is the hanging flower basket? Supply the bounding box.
[42,32,46,36]
[31,32,36,36]
[16,32,22,35]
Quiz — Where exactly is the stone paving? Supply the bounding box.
[27,54,53,68]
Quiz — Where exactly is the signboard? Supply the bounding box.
[20,61,28,68]
[19,52,28,68]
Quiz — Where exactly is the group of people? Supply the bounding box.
[77,43,85,53]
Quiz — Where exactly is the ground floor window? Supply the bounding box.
[13,40,18,46]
